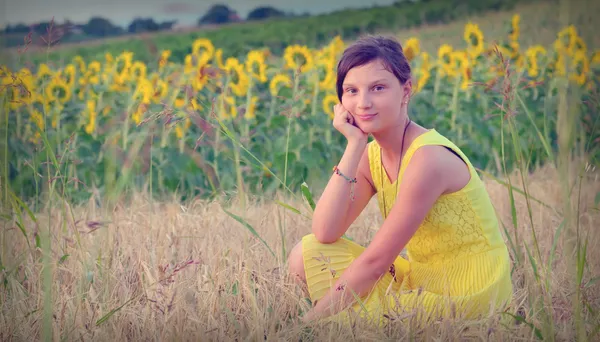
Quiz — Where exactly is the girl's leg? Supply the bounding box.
[287,240,308,294]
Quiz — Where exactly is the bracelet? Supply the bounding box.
[332,165,357,201]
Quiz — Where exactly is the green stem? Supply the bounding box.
[450,74,461,136]
[309,73,320,148]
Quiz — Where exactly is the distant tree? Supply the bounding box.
[3,23,30,34]
[247,6,285,21]
[83,17,123,37]
[158,20,177,30]
[128,17,160,33]
[198,4,239,25]
[34,21,53,36]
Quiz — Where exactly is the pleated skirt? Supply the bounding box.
[301,233,513,327]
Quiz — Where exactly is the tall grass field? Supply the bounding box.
[1,0,599,340]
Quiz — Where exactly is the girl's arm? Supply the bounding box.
[311,140,376,243]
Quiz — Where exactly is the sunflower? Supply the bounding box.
[554,25,578,55]
[452,51,471,90]
[269,73,292,97]
[221,95,238,119]
[130,61,147,81]
[246,50,267,83]
[572,36,587,55]
[174,118,191,139]
[184,55,195,74]
[592,50,600,64]
[189,98,202,111]
[570,50,590,86]
[15,67,35,92]
[105,52,114,67]
[152,79,169,104]
[315,45,336,69]
[501,40,523,69]
[132,104,146,126]
[552,51,568,77]
[437,44,456,77]
[525,45,546,78]
[322,94,338,119]
[174,95,186,109]
[215,49,227,69]
[192,38,214,65]
[29,109,45,143]
[30,107,44,130]
[284,45,314,73]
[509,14,520,42]
[114,51,133,80]
[73,55,86,73]
[133,79,153,105]
[61,64,77,88]
[224,57,249,97]
[329,35,345,58]
[314,55,336,90]
[464,22,484,59]
[192,65,209,92]
[159,50,171,70]
[403,37,420,62]
[244,96,258,120]
[36,63,54,84]
[45,77,72,104]
[414,52,431,93]
[83,61,101,85]
[84,99,97,134]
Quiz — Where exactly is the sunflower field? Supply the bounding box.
[1,14,599,204]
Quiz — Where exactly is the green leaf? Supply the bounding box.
[502,312,544,340]
[96,296,137,326]
[9,191,37,223]
[58,254,70,264]
[222,207,276,258]
[524,243,539,281]
[274,200,301,215]
[15,221,29,243]
[231,280,239,295]
[547,219,565,271]
[301,182,315,212]
[585,276,600,288]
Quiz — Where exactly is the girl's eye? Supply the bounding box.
[373,85,385,91]
[346,88,356,94]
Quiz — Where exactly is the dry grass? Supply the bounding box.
[1,161,599,341]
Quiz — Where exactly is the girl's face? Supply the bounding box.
[340,59,411,134]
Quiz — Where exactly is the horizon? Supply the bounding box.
[1,0,398,29]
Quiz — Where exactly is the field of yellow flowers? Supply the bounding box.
[1,14,598,203]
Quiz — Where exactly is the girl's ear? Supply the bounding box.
[403,78,413,102]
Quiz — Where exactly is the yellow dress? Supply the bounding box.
[301,129,513,326]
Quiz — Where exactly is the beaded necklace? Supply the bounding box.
[381,118,411,217]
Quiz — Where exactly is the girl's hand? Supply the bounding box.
[332,104,368,145]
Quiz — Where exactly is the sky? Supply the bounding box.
[0,0,398,28]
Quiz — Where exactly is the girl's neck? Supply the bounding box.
[372,117,412,161]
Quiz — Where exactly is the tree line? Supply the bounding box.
[1,4,303,47]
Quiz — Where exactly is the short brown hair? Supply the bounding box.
[336,35,411,102]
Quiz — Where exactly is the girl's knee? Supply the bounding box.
[288,240,305,282]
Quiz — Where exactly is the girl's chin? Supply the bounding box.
[356,122,379,134]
